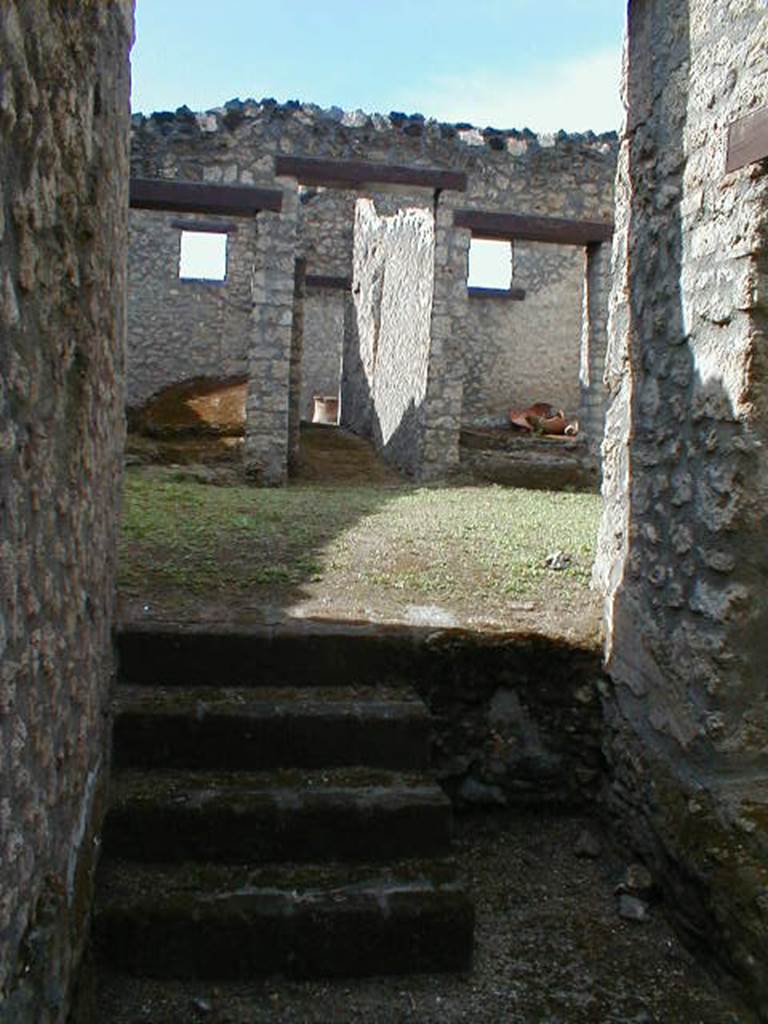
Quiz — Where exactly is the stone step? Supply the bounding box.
[112,685,431,772]
[117,623,417,688]
[94,858,474,979]
[102,768,452,864]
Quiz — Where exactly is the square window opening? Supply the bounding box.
[467,238,512,290]
[179,230,228,281]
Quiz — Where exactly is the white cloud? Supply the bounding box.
[399,48,623,134]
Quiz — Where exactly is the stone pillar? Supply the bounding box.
[342,197,436,477]
[245,185,298,485]
[287,257,306,472]
[419,194,470,481]
[0,3,134,1020]
[596,0,768,1012]
[578,241,612,456]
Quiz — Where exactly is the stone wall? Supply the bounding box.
[128,103,617,466]
[342,198,435,476]
[300,288,344,419]
[462,242,585,426]
[0,3,133,1020]
[127,210,255,409]
[596,0,768,1013]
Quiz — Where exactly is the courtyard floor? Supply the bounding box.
[119,427,602,645]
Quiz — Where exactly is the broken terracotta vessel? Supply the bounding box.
[508,402,572,435]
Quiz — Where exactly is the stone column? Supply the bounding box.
[287,257,306,472]
[419,194,470,481]
[578,241,612,456]
[245,185,298,485]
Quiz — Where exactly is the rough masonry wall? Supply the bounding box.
[343,198,435,476]
[129,104,617,447]
[462,242,585,426]
[127,210,255,409]
[596,0,768,1011]
[0,3,133,1020]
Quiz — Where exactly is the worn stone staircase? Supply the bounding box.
[92,625,474,979]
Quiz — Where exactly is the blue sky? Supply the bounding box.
[131,1,626,133]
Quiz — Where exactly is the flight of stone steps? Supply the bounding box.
[92,626,474,979]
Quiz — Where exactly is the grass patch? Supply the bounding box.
[118,470,602,626]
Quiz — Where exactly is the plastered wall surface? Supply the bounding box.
[596,0,768,1011]
[0,2,133,1020]
[342,199,435,475]
[128,103,617,461]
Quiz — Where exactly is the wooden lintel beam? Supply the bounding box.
[130,178,283,216]
[468,286,526,301]
[305,274,352,291]
[726,106,768,174]
[276,156,467,192]
[454,209,613,245]
[170,218,239,234]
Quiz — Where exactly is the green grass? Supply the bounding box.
[118,470,602,625]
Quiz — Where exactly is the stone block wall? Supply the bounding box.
[0,2,133,1020]
[596,0,768,1012]
[342,198,435,476]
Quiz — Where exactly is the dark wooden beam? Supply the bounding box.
[468,286,526,301]
[305,274,352,291]
[130,178,283,215]
[276,156,467,192]
[454,209,613,245]
[726,106,768,174]
[170,218,239,234]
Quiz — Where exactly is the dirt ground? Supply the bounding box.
[94,810,754,1023]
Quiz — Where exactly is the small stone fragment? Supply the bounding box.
[545,550,572,571]
[574,828,602,859]
[618,893,650,922]
[459,776,506,806]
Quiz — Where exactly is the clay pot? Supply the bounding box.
[312,395,339,425]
